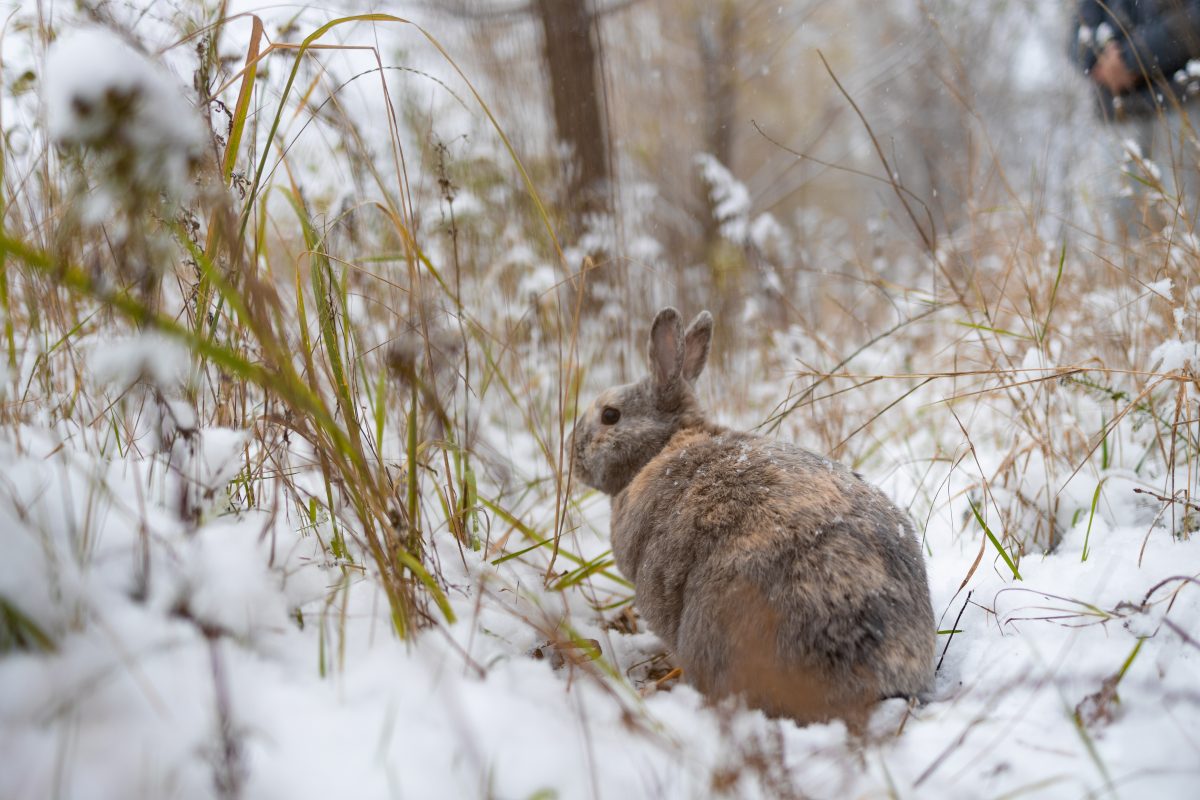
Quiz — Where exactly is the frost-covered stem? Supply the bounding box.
[206,632,245,800]
[437,140,473,551]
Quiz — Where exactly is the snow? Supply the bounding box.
[1150,338,1200,372]
[178,515,289,638]
[43,27,205,199]
[1013,28,1053,91]
[1146,277,1174,301]
[92,333,192,390]
[3,365,1198,798]
[696,153,752,241]
[2,2,1199,799]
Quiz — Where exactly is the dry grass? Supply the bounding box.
[1,2,1199,795]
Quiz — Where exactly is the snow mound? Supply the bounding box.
[92,332,192,389]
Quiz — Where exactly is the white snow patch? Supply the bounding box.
[696,153,751,241]
[1145,277,1174,301]
[517,263,558,299]
[92,333,191,389]
[1149,338,1200,373]
[176,517,287,638]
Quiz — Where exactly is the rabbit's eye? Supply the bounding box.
[601,406,621,425]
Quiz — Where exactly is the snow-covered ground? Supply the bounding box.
[2,356,1198,799]
[1,1,1198,798]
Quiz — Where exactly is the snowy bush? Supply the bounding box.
[44,27,205,201]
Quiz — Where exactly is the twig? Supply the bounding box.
[206,633,245,800]
[757,304,942,433]
[1133,486,1200,514]
[815,50,937,256]
[937,590,972,673]
[751,119,933,212]
[1140,574,1200,604]
[1163,618,1200,651]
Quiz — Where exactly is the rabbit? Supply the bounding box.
[570,307,936,726]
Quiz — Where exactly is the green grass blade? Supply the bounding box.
[1081,479,1105,562]
[968,497,1022,580]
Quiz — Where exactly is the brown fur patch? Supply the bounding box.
[699,580,878,727]
[762,463,852,520]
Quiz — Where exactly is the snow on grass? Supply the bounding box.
[44,27,204,201]
[1151,338,1200,373]
[2,2,1199,798]
[696,153,752,242]
[1,367,1197,798]
[92,333,193,391]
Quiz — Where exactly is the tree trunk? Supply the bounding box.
[535,0,611,233]
[698,1,739,172]
[697,1,744,342]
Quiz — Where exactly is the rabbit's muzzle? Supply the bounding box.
[567,425,593,488]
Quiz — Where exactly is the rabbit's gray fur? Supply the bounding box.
[571,308,935,724]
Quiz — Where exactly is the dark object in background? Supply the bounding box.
[1072,0,1200,118]
[536,0,611,231]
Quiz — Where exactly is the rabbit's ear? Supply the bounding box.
[682,311,713,384]
[648,307,684,390]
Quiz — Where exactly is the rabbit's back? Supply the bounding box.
[612,427,935,720]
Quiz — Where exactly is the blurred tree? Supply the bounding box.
[425,0,616,239]
[535,0,612,235]
[696,0,742,285]
[698,1,740,171]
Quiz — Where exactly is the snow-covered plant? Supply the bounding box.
[45,28,205,204]
[43,28,207,292]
